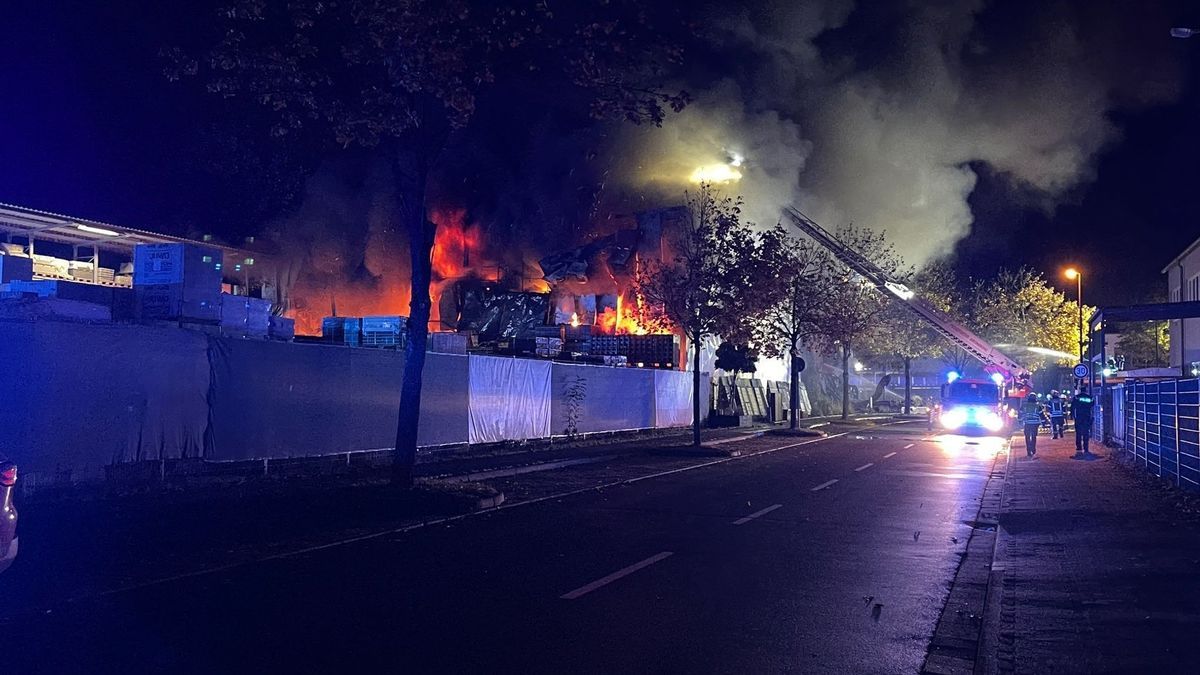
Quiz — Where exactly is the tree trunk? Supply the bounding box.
[392,156,434,487]
[789,347,801,430]
[692,332,702,447]
[903,356,912,415]
[841,343,850,420]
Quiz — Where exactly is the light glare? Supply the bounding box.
[690,163,743,184]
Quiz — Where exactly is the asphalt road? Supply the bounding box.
[4,422,1004,674]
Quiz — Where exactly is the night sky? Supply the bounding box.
[4,0,1200,306]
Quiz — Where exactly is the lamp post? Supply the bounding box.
[1064,267,1083,366]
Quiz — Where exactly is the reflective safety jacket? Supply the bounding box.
[1049,398,1065,418]
[1021,401,1046,425]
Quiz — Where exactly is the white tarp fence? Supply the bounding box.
[468,355,552,443]
[654,369,694,428]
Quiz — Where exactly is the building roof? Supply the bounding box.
[1161,233,1200,273]
[0,202,253,259]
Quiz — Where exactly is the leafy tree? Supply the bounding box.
[811,225,907,420]
[173,0,689,485]
[635,187,773,445]
[714,342,758,377]
[968,268,1092,372]
[907,260,974,373]
[745,226,829,429]
[1117,321,1170,368]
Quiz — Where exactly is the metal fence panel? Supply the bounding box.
[1120,378,1200,490]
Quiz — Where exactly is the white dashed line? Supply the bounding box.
[904,443,914,449]
[560,552,674,600]
[733,503,783,525]
[811,479,839,492]
[883,452,898,459]
[854,463,874,472]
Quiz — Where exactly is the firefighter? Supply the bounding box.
[1020,393,1048,457]
[1072,385,1097,456]
[1048,390,1067,439]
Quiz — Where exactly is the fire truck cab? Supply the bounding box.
[934,376,1007,436]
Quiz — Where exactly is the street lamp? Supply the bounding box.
[1171,27,1199,38]
[1064,267,1083,366]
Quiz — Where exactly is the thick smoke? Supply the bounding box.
[616,0,1185,264]
[273,0,1187,332]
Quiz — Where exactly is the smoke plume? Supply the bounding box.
[274,0,1188,331]
[616,0,1185,264]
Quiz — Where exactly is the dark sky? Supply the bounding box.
[3,1,1200,306]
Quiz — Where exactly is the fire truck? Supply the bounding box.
[783,206,1031,436]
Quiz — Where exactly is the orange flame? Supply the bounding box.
[595,292,648,335]
[570,312,580,327]
[431,208,487,281]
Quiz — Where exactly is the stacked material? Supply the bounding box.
[0,254,33,283]
[220,294,273,338]
[535,336,563,358]
[133,243,222,323]
[625,334,678,367]
[592,334,678,368]
[428,331,469,354]
[322,317,362,346]
[268,315,295,341]
[591,335,630,356]
[67,260,116,283]
[362,315,407,348]
[31,254,69,278]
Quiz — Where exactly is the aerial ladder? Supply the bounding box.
[783,206,1031,393]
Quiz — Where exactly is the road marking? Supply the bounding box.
[560,552,674,600]
[904,443,914,449]
[44,424,935,611]
[733,503,783,525]
[854,463,874,472]
[883,452,897,459]
[811,479,838,491]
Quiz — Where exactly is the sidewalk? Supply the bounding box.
[984,431,1200,673]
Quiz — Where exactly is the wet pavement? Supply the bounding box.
[1,420,1007,673]
[984,433,1200,674]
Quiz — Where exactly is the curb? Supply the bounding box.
[922,444,1009,674]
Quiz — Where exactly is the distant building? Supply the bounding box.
[1163,237,1200,371]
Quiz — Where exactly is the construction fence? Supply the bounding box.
[0,320,707,483]
[1109,380,1200,490]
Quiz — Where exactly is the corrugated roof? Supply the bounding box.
[0,202,253,257]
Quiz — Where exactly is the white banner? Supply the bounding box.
[469,355,552,443]
[654,369,694,428]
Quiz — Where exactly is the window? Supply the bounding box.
[1190,275,1200,302]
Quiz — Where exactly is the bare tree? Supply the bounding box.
[746,226,830,429]
[812,225,906,419]
[635,186,772,446]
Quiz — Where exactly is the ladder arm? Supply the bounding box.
[783,206,1028,380]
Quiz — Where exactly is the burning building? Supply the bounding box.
[280,196,691,369]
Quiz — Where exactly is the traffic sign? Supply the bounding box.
[1073,363,1090,379]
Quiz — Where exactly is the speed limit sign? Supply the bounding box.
[1073,363,1090,379]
